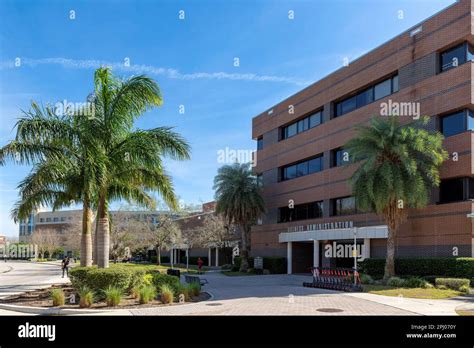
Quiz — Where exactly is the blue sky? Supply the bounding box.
[0,0,455,237]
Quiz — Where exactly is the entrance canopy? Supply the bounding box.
[279,225,388,243]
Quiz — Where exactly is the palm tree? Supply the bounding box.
[0,102,100,266]
[91,67,190,268]
[213,163,265,272]
[345,117,447,280]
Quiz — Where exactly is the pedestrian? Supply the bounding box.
[197,257,204,274]
[61,256,70,278]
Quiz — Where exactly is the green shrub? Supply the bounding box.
[131,286,141,299]
[104,286,122,307]
[139,286,156,304]
[233,256,287,274]
[50,289,65,307]
[150,256,170,264]
[128,269,146,291]
[160,284,174,304]
[359,258,474,279]
[188,282,201,297]
[435,278,470,291]
[387,277,405,287]
[143,274,153,286]
[152,273,180,290]
[70,267,134,296]
[78,287,94,308]
[221,264,233,270]
[174,283,190,301]
[179,256,209,265]
[360,274,374,285]
[403,277,430,288]
[459,285,470,294]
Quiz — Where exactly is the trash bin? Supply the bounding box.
[167,269,181,278]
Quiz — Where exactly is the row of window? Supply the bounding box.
[257,42,474,151]
[277,196,356,223]
[280,155,323,181]
[39,216,71,223]
[335,75,399,117]
[440,42,474,72]
[277,177,474,224]
[280,110,323,140]
[440,110,474,138]
[279,148,351,182]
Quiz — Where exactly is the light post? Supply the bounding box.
[353,227,358,286]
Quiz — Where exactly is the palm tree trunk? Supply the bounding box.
[80,200,93,267]
[93,217,99,265]
[383,202,399,280]
[239,224,250,272]
[97,195,110,268]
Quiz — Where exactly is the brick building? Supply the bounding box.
[251,0,474,273]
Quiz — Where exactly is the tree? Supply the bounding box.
[345,117,447,280]
[90,67,191,268]
[0,101,100,267]
[109,212,137,263]
[213,163,265,272]
[129,215,181,265]
[194,214,239,249]
[30,229,61,259]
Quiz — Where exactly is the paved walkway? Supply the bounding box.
[129,272,414,316]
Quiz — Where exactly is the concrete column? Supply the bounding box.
[208,248,211,267]
[313,240,320,268]
[170,248,174,267]
[215,247,219,267]
[363,238,371,259]
[287,242,292,274]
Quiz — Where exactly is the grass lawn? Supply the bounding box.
[455,309,474,316]
[109,263,205,274]
[363,284,465,299]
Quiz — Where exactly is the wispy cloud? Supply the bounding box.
[0,57,310,86]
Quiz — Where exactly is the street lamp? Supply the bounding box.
[353,227,358,286]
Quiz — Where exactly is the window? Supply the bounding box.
[332,196,357,216]
[53,217,59,222]
[46,218,51,222]
[440,44,468,72]
[440,110,474,137]
[331,148,350,167]
[60,217,66,222]
[257,137,263,150]
[278,201,323,223]
[39,218,44,222]
[439,178,465,203]
[334,75,399,117]
[374,79,392,100]
[256,174,263,187]
[281,154,324,181]
[280,110,323,140]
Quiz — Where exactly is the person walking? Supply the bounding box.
[61,256,70,278]
[197,257,204,274]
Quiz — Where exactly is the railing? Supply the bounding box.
[303,267,362,292]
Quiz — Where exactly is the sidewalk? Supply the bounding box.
[347,292,474,315]
[0,264,12,274]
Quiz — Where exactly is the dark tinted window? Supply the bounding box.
[278,201,323,223]
[308,157,323,173]
[332,197,357,216]
[439,178,464,203]
[332,148,350,167]
[469,178,474,200]
[281,155,323,181]
[281,110,323,140]
[334,75,398,117]
[468,110,474,131]
[441,111,466,137]
[257,137,263,150]
[440,44,467,72]
[309,112,322,128]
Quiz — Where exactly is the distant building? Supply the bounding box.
[0,236,6,246]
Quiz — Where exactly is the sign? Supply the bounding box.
[232,246,239,257]
[254,257,263,270]
[287,221,354,233]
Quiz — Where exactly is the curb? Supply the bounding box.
[0,291,214,316]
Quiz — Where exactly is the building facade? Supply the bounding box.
[251,0,474,273]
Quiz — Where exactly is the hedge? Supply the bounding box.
[179,256,209,265]
[359,258,474,279]
[435,278,470,291]
[150,256,170,264]
[152,273,181,293]
[233,256,287,274]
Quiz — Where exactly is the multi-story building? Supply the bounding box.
[251,0,474,273]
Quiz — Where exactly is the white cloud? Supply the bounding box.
[0,57,310,86]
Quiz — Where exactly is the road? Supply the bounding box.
[0,261,69,315]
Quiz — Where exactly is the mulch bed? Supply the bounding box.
[0,284,210,309]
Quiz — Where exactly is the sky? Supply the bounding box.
[0,0,456,238]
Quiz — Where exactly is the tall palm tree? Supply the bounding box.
[91,68,190,268]
[213,163,265,272]
[0,102,101,266]
[345,117,447,280]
